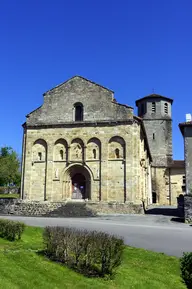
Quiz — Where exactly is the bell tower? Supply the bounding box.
[136,94,173,204]
[136,94,173,167]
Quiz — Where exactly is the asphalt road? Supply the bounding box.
[1,214,192,257]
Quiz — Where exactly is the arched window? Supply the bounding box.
[38,152,42,161]
[164,103,168,114]
[115,148,120,159]
[60,150,64,160]
[152,102,156,113]
[74,102,83,121]
[93,149,96,159]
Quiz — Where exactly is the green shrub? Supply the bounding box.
[180,252,192,288]
[43,227,124,277]
[0,219,25,241]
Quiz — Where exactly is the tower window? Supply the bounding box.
[115,148,120,158]
[60,150,64,160]
[74,102,83,121]
[164,103,168,114]
[152,102,156,113]
[140,103,145,115]
[153,133,155,140]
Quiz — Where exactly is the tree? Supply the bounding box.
[0,147,21,187]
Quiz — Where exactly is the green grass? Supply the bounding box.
[0,193,19,199]
[0,226,186,289]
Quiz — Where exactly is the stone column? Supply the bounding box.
[45,142,54,201]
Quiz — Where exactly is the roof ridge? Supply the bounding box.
[43,75,114,95]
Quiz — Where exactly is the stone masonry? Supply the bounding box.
[21,76,152,207]
[179,121,192,222]
[0,199,144,217]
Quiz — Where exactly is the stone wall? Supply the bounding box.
[22,121,151,205]
[184,127,192,194]
[170,168,185,205]
[0,187,20,194]
[184,195,192,223]
[0,199,144,217]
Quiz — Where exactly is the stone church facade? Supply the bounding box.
[21,76,184,207]
[21,76,152,205]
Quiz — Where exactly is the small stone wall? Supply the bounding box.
[0,199,144,217]
[184,195,192,223]
[0,187,20,194]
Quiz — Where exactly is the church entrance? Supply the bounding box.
[62,164,91,200]
[72,173,86,199]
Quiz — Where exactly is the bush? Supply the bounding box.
[0,219,25,241]
[43,227,124,277]
[180,252,192,288]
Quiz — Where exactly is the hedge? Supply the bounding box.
[180,252,192,289]
[43,226,124,277]
[0,219,25,241]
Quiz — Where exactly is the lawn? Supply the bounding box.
[0,226,186,289]
[0,193,20,199]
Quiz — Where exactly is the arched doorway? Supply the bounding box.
[62,164,91,200]
[72,173,86,199]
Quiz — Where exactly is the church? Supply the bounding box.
[20,76,184,207]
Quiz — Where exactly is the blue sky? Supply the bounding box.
[0,0,191,160]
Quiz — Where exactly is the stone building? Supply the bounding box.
[21,76,152,206]
[136,94,185,205]
[179,121,192,194]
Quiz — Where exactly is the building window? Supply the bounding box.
[153,133,155,140]
[60,150,64,160]
[152,102,156,113]
[164,103,168,114]
[115,148,120,158]
[38,152,42,161]
[141,103,145,115]
[74,102,83,121]
[93,149,96,159]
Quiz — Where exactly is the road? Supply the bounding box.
[1,214,192,257]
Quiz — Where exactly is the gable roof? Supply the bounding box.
[43,75,114,96]
[135,93,173,106]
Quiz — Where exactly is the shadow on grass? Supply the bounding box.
[36,250,113,279]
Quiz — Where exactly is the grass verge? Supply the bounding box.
[0,226,186,289]
[0,194,20,199]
